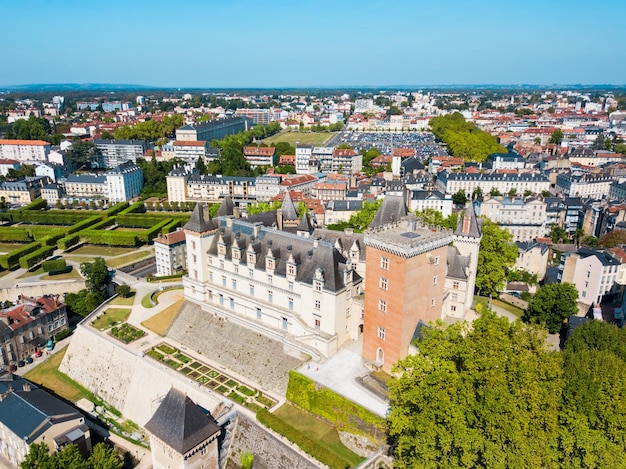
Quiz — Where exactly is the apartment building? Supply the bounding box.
[105,161,143,203]
[295,144,313,175]
[476,195,548,242]
[94,139,148,167]
[175,117,251,142]
[154,229,187,277]
[243,146,276,167]
[436,171,550,197]
[555,171,615,199]
[408,190,453,217]
[0,139,51,162]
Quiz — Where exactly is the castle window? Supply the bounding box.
[433,276,438,286]
[378,299,387,313]
[453,281,459,290]
[380,256,389,270]
[249,284,255,296]
[288,298,294,310]
[268,291,273,303]
[314,280,322,292]
[431,298,436,306]
[220,260,224,269]
[377,327,386,340]
[315,319,321,330]
[288,281,294,291]
[315,300,321,310]
[287,264,296,276]
[434,256,440,265]
[379,277,388,290]
[267,274,273,284]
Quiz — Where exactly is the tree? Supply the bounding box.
[549,129,564,145]
[21,442,122,469]
[489,187,501,196]
[476,218,518,297]
[549,225,567,244]
[65,290,104,317]
[580,235,599,248]
[116,285,131,298]
[599,229,626,248]
[20,442,51,469]
[388,311,563,469]
[572,228,584,247]
[66,139,97,170]
[452,190,467,206]
[523,283,578,333]
[524,190,533,197]
[88,442,124,469]
[80,257,109,293]
[414,208,458,230]
[471,186,483,200]
[508,188,518,197]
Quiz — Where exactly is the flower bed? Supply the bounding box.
[110,323,145,344]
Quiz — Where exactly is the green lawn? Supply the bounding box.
[142,300,183,335]
[109,292,136,306]
[473,295,524,318]
[274,403,365,468]
[0,242,28,253]
[41,268,82,281]
[17,266,45,278]
[24,347,92,403]
[91,308,132,330]
[106,251,153,268]
[68,245,137,257]
[262,131,334,146]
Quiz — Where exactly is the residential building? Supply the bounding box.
[0,140,51,162]
[34,162,66,183]
[555,171,614,198]
[514,241,550,281]
[324,200,363,225]
[144,388,221,469]
[295,144,313,175]
[436,171,550,197]
[312,181,347,202]
[476,195,548,242]
[235,108,271,125]
[563,197,585,235]
[255,175,282,202]
[182,202,363,358]
[175,117,251,142]
[609,180,626,200]
[63,174,107,199]
[0,159,20,176]
[329,149,363,174]
[94,139,148,167]
[173,141,208,163]
[154,229,187,277]
[41,183,64,205]
[487,152,527,170]
[0,295,69,366]
[243,146,276,167]
[559,247,621,305]
[0,178,44,205]
[313,147,334,172]
[105,161,144,203]
[0,371,91,467]
[408,190,453,218]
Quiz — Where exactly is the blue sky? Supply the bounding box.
[2,0,625,87]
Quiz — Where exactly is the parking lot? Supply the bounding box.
[332,130,448,159]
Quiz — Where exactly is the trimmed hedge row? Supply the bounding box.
[162,219,183,234]
[118,201,144,215]
[0,242,41,270]
[80,230,138,247]
[286,371,386,439]
[42,259,67,272]
[66,216,104,235]
[8,211,94,225]
[256,409,350,469]
[40,232,67,247]
[27,226,66,241]
[0,227,32,243]
[104,202,130,216]
[139,219,172,243]
[89,217,116,231]
[19,245,55,269]
[16,199,47,211]
[116,214,188,228]
[58,234,80,250]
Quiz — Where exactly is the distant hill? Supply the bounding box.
[0,83,161,92]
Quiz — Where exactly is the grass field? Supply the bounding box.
[106,251,153,268]
[274,403,364,468]
[91,308,132,330]
[23,347,92,403]
[473,296,524,318]
[18,266,45,278]
[262,131,334,146]
[142,300,183,336]
[68,245,137,257]
[109,292,136,306]
[0,242,28,253]
[41,269,82,281]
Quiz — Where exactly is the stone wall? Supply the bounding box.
[0,280,85,302]
[59,324,223,426]
[224,414,320,469]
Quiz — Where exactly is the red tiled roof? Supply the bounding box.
[244,146,275,156]
[0,139,50,146]
[173,140,207,147]
[154,230,186,245]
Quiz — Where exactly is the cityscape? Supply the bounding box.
[2,2,626,469]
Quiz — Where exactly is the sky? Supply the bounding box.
[2,0,626,88]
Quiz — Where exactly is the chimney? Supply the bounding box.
[463,214,471,234]
[233,206,240,218]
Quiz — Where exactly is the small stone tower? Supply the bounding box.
[452,202,482,314]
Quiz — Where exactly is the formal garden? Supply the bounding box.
[147,342,277,412]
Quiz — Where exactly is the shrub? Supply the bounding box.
[257,409,350,469]
[42,259,67,272]
[0,242,41,270]
[17,199,47,211]
[80,231,138,247]
[104,202,130,216]
[19,245,55,269]
[116,285,131,297]
[58,234,80,250]
[55,328,72,341]
[0,227,32,243]
[39,232,67,247]
[286,371,386,439]
[139,218,172,243]
[66,215,104,235]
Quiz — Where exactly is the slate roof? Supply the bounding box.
[216,195,235,217]
[446,246,469,280]
[214,217,359,292]
[281,190,299,221]
[184,202,218,233]
[145,388,220,455]
[369,195,407,228]
[297,213,314,234]
[454,202,482,238]
[0,372,83,442]
[313,228,366,262]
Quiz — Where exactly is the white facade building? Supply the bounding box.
[0,140,50,162]
[105,161,144,203]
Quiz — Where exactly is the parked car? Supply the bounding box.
[17,360,25,367]
[9,364,17,372]
[25,356,33,364]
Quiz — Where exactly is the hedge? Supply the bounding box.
[16,199,47,211]
[39,232,67,247]
[89,217,116,231]
[81,230,138,247]
[58,234,80,250]
[20,245,55,269]
[66,216,104,235]
[27,226,66,241]
[286,371,386,439]
[256,409,351,469]
[42,259,67,272]
[162,218,183,234]
[0,242,41,270]
[116,214,184,228]
[105,202,130,216]
[138,219,172,243]
[118,201,144,215]
[0,227,32,243]
[10,211,93,225]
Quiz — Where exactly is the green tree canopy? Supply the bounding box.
[429,112,506,162]
[21,442,123,469]
[80,257,109,293]
[523,283,578,334]
[388,311,563,469]
[326,199,382,233]
[549,129,564,145]
[452,190,467,206]
[414,208,458,230]
[476,218,518,297]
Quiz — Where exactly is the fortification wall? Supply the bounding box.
[1,280,85,302]
[59,324,223,426]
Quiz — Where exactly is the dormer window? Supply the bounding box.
[266,258,275,271]
[247,252,256,264]
[287,263,296,276]
[217,243,226,256]
[314,280,323,292]
[232,248,241,261]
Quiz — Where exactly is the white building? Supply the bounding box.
[476,196,548,242]
[295,144,313,175]
[105,161,144,203]
[0,139,51,162]
[409,191,453,218]
[94,139,148,167]
[436,171,550,198]
[154,229,187,277]
[182,203,363,358]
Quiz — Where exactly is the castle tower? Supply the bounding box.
[363,211,453,373]
[145,388,221,469]
[452,202,482,314]
[183,202,219,303]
